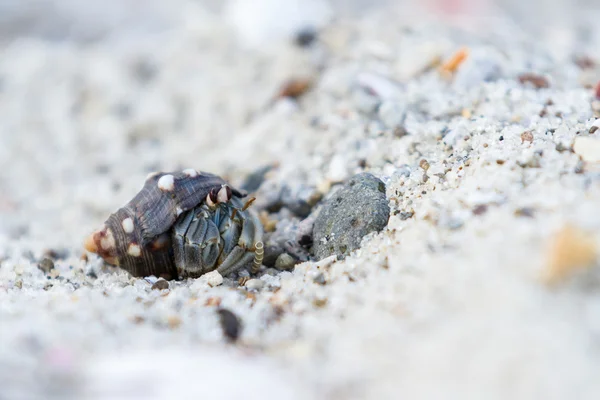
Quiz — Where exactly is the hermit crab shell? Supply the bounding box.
[84,170,243,278]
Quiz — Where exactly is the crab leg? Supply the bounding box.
[216,247,255,276]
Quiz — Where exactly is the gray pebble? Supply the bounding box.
[256,182,319,218]
[313,273,327,285]
[38,258,55,273]
[263,268,279,276]
[274,253,296,271]
[151,279,169,290]
[312,173,390,260]
[265,217,312,263]
[262,244,284,267]
[240,165,273,193]
[217,308,242,343]
[245,279,265,290]
[378,100,406,129]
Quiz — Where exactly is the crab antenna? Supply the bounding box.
[241,197,256,211]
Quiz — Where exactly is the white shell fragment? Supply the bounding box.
[157,174,175,192]
[574,136,600,163]
[203,270,223,287]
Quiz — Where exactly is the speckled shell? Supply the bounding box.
[85,170,244,278]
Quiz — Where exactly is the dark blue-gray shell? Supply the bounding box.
[84,170,247,278]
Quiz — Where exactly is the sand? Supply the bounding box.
[2,1,600,399]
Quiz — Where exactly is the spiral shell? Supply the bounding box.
[84,170,244,278]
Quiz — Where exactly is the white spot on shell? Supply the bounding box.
[217,185,229,203]
[182,168,198,178]
[127,243,142,257]
[121,218,134,233]
[206,193,216,208]
[100,229,116,251]
[157,174,175,192]
[146,171,159,181]
[176,207,183,216]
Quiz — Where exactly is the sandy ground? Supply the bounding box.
[2,1,600,399]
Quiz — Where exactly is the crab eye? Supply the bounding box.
[218,185,232,203]
[206,187,220,206]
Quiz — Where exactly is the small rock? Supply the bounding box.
[261,274,281,289]
[144,276,159,285]
[313,297,328,308]
[327,154,349,182]
[314,255,337,269]
[263,244,284,267]
[274,253,296,271]
[353,90,380,114]
[278,78,312,99]
[514,207,535,218]
[43,248,68,260]
[294,27,317,47]
[378,101,406,129]
[245,279,265,290]
[453,48,503,89]
[555,142,571,152]
[263,268,279,276]
[312,173,390,260]
[517,151,541,168]
[574,55,596,69]
[443,123,469,147]
[205,297,222,307]
[313,273,327,285]
[151,279,169,290]
[356,72,401,100]
[238,276,250,286]
[590,119,600,134]
[544,225,597,285]
[167,315,182,329]
[38,258,55,274]
[217,308,242,343]
[398,211,414,220]
[240,165,273,193]
[440,47,469,75]
[521,131,534,144]
[472,205,488,216]
[518,73,550,89]
[574,136,600,162]
[203,270,223,287]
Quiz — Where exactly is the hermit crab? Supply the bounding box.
[84,170,264,279]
